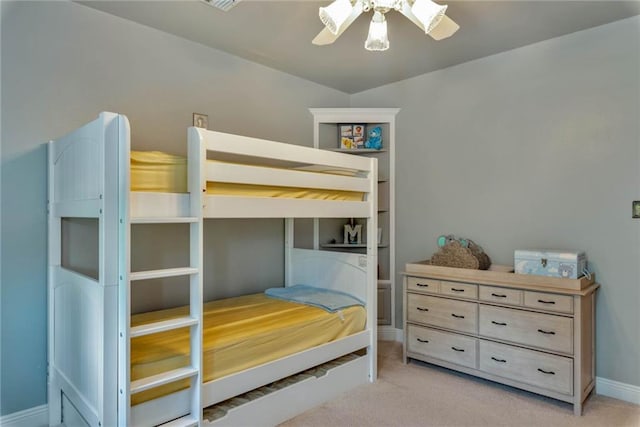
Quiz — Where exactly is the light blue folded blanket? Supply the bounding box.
[265,285,364,313]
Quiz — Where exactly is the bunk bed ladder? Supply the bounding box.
[121,133,204,426]
[127,251,202,426]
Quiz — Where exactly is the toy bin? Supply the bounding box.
[514,249,587,279]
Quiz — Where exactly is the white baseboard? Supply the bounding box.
[0,404,48,427]
[596,377,640,405]
[378,326,403,342]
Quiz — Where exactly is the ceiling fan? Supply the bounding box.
[312,0,459,51]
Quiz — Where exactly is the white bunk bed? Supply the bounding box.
[48,112,378,427]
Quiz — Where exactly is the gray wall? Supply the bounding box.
[0,1,349,415]
[352,16,640,387]
[2,0,639,417]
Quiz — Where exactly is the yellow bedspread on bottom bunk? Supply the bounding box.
[131,293,366,405]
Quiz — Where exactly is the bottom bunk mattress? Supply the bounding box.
[131,293,366,405]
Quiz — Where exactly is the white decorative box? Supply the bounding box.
[514,250,587,279]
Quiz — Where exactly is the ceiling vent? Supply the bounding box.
[202,0,242,12]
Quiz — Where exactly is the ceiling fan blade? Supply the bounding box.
[312,27,340,46]
[398,2,459,40]
[312,2,364,46]
[428,15,459,40]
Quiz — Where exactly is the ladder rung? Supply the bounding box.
[130,316,198,338]
[131,367,198,395]
[159,415,199,427]
[131,217,198,224]
[130,267,199,281]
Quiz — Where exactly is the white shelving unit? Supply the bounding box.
[309,108,399,331]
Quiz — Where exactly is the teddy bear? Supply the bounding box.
[364,126,382,150]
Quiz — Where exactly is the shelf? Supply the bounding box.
[312,108,398,329]
[321,243,389,249]
[329,148,387,154]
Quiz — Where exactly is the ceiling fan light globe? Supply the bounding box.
[365,11,390,51]
[411,0,447,34]
[319,0,354,35]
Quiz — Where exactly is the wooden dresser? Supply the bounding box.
[402,263,599,415]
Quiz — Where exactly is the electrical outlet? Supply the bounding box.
[633,201,640,219]
[193,113,208,129]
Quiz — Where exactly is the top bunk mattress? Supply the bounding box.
[131,151,364,201]
[130,292,366,405]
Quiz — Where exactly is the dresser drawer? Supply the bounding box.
[479,340,573,395]
[408,294,478,334]
[524,291,573,314]
[440,281,478,299]
[407,277,440,293]
[479,286,523,306]
[408,325,477,369]
[479,305,573,354]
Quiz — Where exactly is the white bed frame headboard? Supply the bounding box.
[288,248,369,304]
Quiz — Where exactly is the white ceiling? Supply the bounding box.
[79,1,640,94]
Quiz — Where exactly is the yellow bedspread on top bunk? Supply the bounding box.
[130,151,363,200]
[130,293,366,405]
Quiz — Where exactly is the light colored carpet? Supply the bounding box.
[280,341,640,427]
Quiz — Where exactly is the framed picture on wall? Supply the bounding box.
[193,113,208,129]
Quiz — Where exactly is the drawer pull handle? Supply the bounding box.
[417,338,429,343]
[451,346,465,352]
[537,368,556,375]
[491,293,507,298]
[491,321,507,326]
[491,357,507,363]
[537,329,556,335]
[416,307,429,312]
[451,314,465,319]
[416,283,430,288]
[538,299,556,305]
[451,288,465,292]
